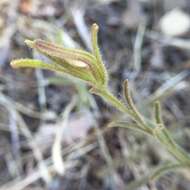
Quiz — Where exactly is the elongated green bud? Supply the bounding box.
[11,24,109,87]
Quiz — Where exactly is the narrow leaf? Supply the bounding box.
[91,23,108,85]
[25,39,103,84]
[11,59,66,72]
[154,101,163,124]
[109,120,152,135]
[11,59,96,83]
[25,39,95,68]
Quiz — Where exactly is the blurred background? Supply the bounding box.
[0,0,190,189]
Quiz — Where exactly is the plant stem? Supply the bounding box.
[98,87,153,134]
[154,127,190,166]
[98,88,190,167]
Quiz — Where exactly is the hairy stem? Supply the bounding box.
[98,87,190,167]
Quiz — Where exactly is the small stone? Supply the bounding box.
[159,9,190,36]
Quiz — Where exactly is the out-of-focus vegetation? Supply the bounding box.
[0,0,190,190]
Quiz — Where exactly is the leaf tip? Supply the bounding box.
[25,39,35,48]
[10,60,19,68]
[92,23,99,32]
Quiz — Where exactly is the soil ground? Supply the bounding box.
[0,0,190,190]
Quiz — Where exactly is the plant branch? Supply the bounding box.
[95,86,190,167]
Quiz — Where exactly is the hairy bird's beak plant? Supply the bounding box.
[11,23,190,173]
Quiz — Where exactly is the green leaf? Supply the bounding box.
[25,39,106,85]
[109,120,152,135]
[154,101,163,124]
[91,23,108,86]
[25,39,96,67]
[11,59,66,72]
[11,59,96,83]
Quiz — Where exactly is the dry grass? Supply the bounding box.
[0,0,190,189]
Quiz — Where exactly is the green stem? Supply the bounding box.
[98,88,131,114]
[98,88,190,167]
[98,88,153,135]
[154,127,190,166]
